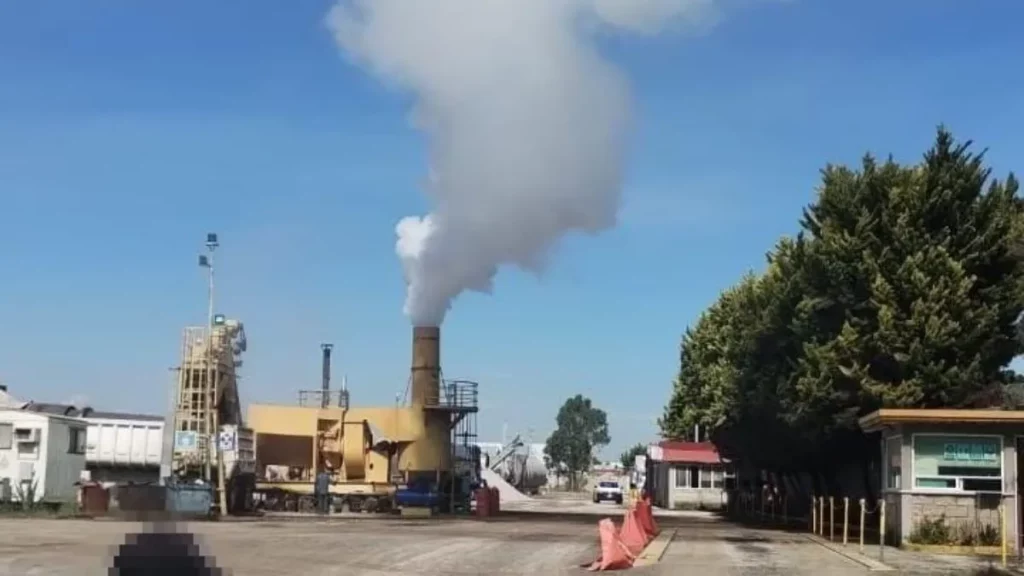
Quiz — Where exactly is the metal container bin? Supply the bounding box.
[116,484,167,514]
[79,483,110,516]
[166,484,213,517]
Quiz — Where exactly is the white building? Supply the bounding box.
[19,402,165,486]
[0,408,87,504]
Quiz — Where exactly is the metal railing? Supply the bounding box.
[425,379,479,411]
[726,487,1012,569]
[298,389,350,409]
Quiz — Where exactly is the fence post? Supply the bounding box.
[879,499,886,563]
[829,496,835,541]
[811,496,817,533]
[858,498,866,553]
[1001,503,1008,569]
[843,496,849,546]
[819,496,826,536]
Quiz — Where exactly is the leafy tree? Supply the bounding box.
[660,128,1024,496]
[619,443,647,470]
[544,394,610,491]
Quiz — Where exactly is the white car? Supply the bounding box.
[593,480,624,504]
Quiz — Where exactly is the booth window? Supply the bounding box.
[701,468,724,489]
[913,435,1002,493]
[885,436,902,489]
[674,466,689,488]
[68,427,87,455]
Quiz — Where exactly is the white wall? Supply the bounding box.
[0,410,86,503]
[667,465,729,510]
[44,417,87,501]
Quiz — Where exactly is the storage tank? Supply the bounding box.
[506,452,548,495]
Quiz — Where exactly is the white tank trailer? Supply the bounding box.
[505,452,547,495]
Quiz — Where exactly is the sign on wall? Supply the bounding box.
[174,431,198,452]
[913,434,1002,487]
[218,429,236,452]
[942,441,1000,464]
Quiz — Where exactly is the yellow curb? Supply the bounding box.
[803,534,896,572]
[634,529,676,567]
[902,543,1002,557]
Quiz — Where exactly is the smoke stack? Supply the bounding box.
[321,343,333,409]
[411,326,440,406]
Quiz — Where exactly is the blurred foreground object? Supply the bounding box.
[108,523,226,576]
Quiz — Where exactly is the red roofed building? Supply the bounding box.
[645,440,734,510]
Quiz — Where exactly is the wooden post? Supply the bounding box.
[879,499,886,562]
[859,498,866,553]
[819,496,826,536]
[1001,503,1008,568]
[829,496,835,541]
[811,496,817,533]
[842,497,849,546]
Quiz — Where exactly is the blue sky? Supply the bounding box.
[1,0,1022,458]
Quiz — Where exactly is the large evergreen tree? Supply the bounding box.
[661,128,1024,486]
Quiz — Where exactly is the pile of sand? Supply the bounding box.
[480,468,532,502]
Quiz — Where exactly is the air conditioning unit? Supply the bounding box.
[14,428,40,443]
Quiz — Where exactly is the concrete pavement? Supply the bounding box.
[0,499,997,575]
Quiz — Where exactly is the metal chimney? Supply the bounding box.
[321,343,333,409]
[411,326,440,406]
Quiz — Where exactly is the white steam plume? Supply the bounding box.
[327,0,720,326]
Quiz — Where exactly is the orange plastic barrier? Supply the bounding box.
[636,498,660,537]
[619,508,650,556]
[586,518,634,571]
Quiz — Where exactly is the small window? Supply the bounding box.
[913,435,1002,493]
[0,423,11,449]
[886,436,902,489]
[674,466,688,488]
[68,427,86,455]
[701,468,724,489]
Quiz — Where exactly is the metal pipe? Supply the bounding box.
[321,343,333,409]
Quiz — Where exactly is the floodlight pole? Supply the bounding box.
[201,233,228,516]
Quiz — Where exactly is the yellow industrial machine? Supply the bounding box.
[248,326,479,513]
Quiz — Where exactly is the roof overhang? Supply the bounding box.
[859,409,1024,433]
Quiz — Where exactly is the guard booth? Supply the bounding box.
[859,409,1024,552]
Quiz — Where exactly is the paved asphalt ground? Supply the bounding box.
[0,500,996,575]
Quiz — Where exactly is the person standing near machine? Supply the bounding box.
[314,468,331,515]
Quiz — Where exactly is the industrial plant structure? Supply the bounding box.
[247,326,480,513]
[160,315,256,514]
